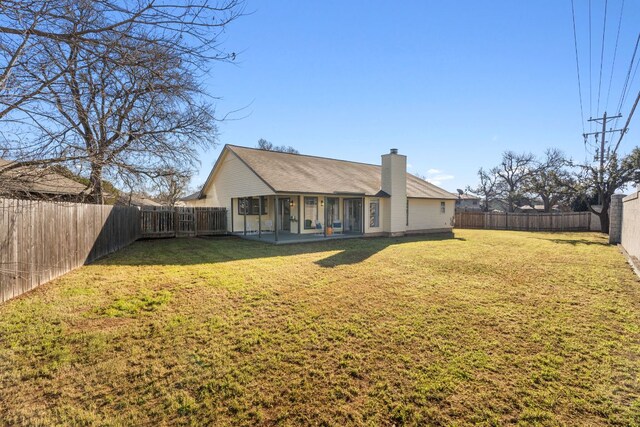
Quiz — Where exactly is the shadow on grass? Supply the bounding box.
[534,237,610,246]
[100,233,463,269]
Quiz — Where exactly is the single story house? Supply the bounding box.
[185,145,457,240]
[0,159,88,202]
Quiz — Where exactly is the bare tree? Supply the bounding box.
[467,167,500,212]
[154,168,192,207]
[526,149,574,213]
[494,151,536,212]
[256,138,299,154]
[0,0,243,202]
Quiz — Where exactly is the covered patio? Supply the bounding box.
[236,231,364,245]
[232,194,367,243]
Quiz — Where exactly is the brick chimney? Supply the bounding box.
[381,148,407,236]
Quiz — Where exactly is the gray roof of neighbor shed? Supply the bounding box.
[0,159,87,196]
[217,145,456,200]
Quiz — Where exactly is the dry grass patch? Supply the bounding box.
[0,230,639,426]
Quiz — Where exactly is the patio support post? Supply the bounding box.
[361,197,365,235]
[243,197,247,235]
[298,195,301,234]
[323,196,327,238]
[274,195,279,242]
[258,197,262,239]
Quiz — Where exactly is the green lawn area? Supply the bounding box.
[1,230,639,426]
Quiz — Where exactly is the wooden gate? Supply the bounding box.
[140,206,227,238]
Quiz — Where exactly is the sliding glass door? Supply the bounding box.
[343,198,363,234]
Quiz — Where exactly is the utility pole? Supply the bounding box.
[584,112,623,204]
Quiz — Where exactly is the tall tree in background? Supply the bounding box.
[256,138,299,154]
[495,151,537,212]
[466,167,500,212]
[575,147,640,233]
[154,168,192,207]
[0,0,243,203]
[526,149,574,212]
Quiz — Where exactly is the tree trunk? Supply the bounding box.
[598,209,610,234]
[89,163,104,204]
[596,198,610,234]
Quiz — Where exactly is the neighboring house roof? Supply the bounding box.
[181,191,202,201]
[518,204,561,212]
[457,194,480,200]
[202,145,456,200]
[0,159,87,196]
[116,194,162,207]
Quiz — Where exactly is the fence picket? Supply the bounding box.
[455,211,591,231]
[0,198,141,303]
[139,206,227,238]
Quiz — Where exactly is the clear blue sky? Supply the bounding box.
[195,0,640,192]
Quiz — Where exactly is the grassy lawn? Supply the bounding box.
[1,230,639,426]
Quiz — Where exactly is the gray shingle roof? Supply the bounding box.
[224,145,456,200]
[181,191,202,201]
[0,159,87,196]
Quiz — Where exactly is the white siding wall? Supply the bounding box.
[407,199,454,232]
[621,191,640,260]
[199,150,274,231]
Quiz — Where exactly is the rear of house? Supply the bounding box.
[185,145,456,238]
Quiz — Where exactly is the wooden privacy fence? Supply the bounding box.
[455,211,592,231]
[0,198,140,303]
[140,206,227,238]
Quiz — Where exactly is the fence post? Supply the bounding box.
[173,207,179,237]
[194,208,198,237]
[609,194,625,244]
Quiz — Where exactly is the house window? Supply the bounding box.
[472,200,478,205]
[238,197,267,215]
[369,199,379,228]
[440,201,446,213]
[406,200,409,226]
[327,198,340,224]
[304,197,318,229]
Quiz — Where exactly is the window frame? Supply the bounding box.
[238,197,267,215]
[440,201,446,214]
[303,197,319,229]
[369,199,380,228]
[406,200,409,226]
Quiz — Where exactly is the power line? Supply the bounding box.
[589,0,593,130]
[615,32,640,116]
[604,0,624,113]
[613,89,640,154]
[622,45,640,108]
[571,0,586,134]
[596,0,608,116]
[612,31,640,132]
